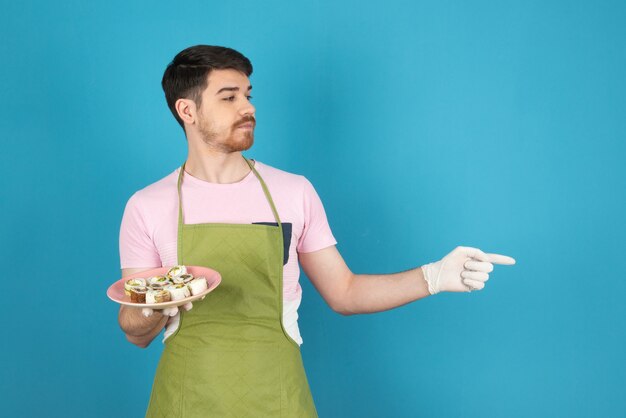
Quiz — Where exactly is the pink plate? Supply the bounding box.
[106,266,221,309]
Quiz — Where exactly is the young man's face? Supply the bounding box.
[194,68,256,152]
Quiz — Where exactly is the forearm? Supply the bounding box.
[342,266,430,315]
[124,315,169,348]
[118,305,167,341]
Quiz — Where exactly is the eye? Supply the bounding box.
[246,96,253,101]
[223,96,235,102]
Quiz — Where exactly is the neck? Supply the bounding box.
[184,150,253,184]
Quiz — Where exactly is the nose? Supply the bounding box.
[239,99,255,117]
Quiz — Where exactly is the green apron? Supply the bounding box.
[145,157,318,418]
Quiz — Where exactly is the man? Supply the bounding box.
[118,45,515,417]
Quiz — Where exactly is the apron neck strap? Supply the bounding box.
[176,156,283,232]
[243,157,282,227]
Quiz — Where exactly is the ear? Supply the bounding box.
[175,98,197,126]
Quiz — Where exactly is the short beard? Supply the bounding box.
[198,122,254,153]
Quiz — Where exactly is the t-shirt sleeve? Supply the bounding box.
[119,193,162,269]
[297,177,337,253]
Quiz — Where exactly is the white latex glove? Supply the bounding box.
[141,302,194,318]
[421,246,516,294]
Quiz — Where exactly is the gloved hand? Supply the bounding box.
[421,246,516,294]
[142,302,194,318]
[141,292,208,317]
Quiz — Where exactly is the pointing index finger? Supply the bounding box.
[485,253,516,265]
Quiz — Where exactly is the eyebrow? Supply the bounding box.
[215,85,253,95]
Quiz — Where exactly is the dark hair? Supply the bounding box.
[161,45,253,129]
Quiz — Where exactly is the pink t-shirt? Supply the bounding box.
[119,160,337,345]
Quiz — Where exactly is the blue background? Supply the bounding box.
[1,1,624,417]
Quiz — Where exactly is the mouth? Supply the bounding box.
[236,123,254,130]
